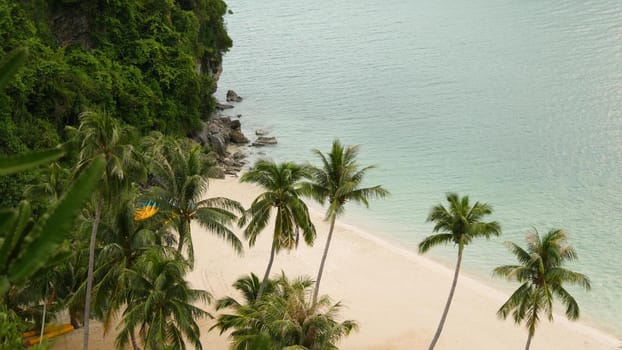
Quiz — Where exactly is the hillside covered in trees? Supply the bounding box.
[0,0,232,207]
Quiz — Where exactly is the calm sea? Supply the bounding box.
[216,0,622,336]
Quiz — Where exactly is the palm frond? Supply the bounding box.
[418,233,453,253]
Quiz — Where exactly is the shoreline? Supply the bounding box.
[196,177,619,349]
[53,176,620,349]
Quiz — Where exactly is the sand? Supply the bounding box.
[53,176,620,350]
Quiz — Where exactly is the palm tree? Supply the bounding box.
[493,229,591,350]
[418,193,501,350]
[213,273,358,350]
[302,139,389,306]
[239,160,316,300]
[90,193,163,349]
[143,133,244,265]
[68,111,144,350]
[115,249,211,350]
[24,161,70,206]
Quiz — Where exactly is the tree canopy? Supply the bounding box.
[0,0,232,207]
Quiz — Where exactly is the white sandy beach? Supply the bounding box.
[54,176,620,350]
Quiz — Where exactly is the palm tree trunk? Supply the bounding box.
[524,332,533,350]
[176,220,185,253]
[256,243,277,300]
[427,244,464,350]
[39,284,48,345]
[178,219,195,266]
[83,196,103,350]
[130,330,141,350]
[312,216,336,307]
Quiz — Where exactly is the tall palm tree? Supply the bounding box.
[144,133,244,265]
[303,139,388,306]
[418,193,501,350]
[493,229,591,350]
[115,249,211,350]
[68,111,144,350]
[90,193,163,349]
[213,273,358,350]
[239,160,316,300]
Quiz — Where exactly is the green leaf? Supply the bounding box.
[0,203,31,274]
[0,276,8,297]
[0,48,27,91]
[8,157,105,283]
[0,148,64,175]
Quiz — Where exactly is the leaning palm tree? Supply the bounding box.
[116,249,211,350]
[302,139,389,306]
[239,160,316,300]
[68,111,144,350]
[144,133,244,265]
[418,193,501,350]
[213,273,358,350]
[493,229,591,350]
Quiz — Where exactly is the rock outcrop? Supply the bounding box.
[226,90,243,102]
[192,115,250,176]
[215,102,234,110]
[252,136,278,147]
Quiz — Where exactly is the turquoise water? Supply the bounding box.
[216,0,622,336]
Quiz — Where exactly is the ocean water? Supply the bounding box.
[216,0,622,336]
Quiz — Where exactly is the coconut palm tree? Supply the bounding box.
[115,249,211,350]
[418,193,501,350]
[493,229,591,350]
[24,161,71,208]
[213,273,358,350]
[68,111,144,350]
[89,192,164,350]
[143,133,244,265]
[239,160,316,300]
[302,139,388,306]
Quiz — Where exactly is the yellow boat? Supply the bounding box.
[23,324,74,346]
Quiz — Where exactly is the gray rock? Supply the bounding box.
[222,158,234,166]
[233,151,246,160]
[230,130,250,144]
[255,129,269,136]
[208,134,227,154]
[216,102,234,110]
[230,119,241,130]
[252,136,278,147]
[226,90,243,102]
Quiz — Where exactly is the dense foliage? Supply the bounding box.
[0,0,232,207]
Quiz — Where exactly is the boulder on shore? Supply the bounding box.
[226,89,243,102]
[192,116,250,154]
[216,102,234,110]
[252,136,278,147]
[230,129,249,144]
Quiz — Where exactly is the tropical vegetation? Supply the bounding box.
[302,139,389,306]
[493,229,591,350]
[142,133,244,265]
[0,0,232,208]
[418,193,501,350]
[213,273,358,350]
[238,160,317,300]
